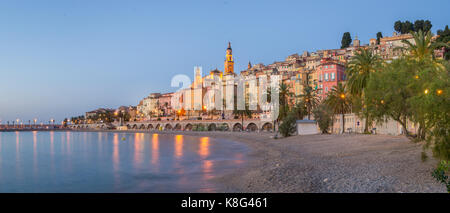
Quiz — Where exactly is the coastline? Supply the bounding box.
[6,129,446,192]
[76,129,446,192]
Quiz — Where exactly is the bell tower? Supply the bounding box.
[224,42,234,75]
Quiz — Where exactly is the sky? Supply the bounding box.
[0,0,449,123]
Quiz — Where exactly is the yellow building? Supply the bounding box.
[224,42,234,75]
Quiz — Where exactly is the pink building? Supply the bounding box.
[317,59,346,99]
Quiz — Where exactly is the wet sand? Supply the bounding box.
[71,129,446,192]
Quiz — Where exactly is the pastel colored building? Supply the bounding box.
[317,59,346,99]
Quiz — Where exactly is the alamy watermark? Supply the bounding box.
[170,66,280,121]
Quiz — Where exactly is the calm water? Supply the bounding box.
[0,131,249,192]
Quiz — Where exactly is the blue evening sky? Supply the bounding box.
[0,0,449,123]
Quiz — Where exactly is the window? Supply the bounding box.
[325,73,329,81]
[325,65,328,69]
[331,73,335,80]
[325,87,328,92]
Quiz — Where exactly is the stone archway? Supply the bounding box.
[139,124,146,129]
[207,123,217,131]
[132,124,138,129]
[165,124,172,130]
[155,124,161,130]
[261,122,273,132]
[147,124,154,130]
[174,123,182,130]
[233,123,243,131]
[184,123,193,131]
[246,123,258,132]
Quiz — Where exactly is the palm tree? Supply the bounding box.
[325,83,352,134]
[400,30,448,63]
[346,48,382,133]
[278,82,293,121]
[297,82,320,120]
[233,104,252,131]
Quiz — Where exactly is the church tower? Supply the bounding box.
[224,42,234,75]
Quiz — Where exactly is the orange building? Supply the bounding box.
[224,42,234,75]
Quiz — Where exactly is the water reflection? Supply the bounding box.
[198,137,210,158]
[113,133,119,172]
[134,133,144,168]
[175,135,183,159]
[66,131,71,155]
[0,131,248,192]
[33,131,38,177]
[151,134,159,171]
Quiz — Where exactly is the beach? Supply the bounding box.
[66,129,447,192]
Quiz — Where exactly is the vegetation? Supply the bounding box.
[279,111,297,137]
[436,25,450,60]
[394,20,432,34]
[297,78,320,120]
[313,103,333,133]
[346,30,449,189]
[341,32,352,48]
[233,104,252,131]
[432,161,450,193]
[376,32,383,44]
[324,83,351,134]
[346,48,382,133]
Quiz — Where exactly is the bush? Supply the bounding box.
[313,103,333,133]
[279,112,297,137]
[193,124,206,131]
[217,123,229,131]
[431,161,450,193]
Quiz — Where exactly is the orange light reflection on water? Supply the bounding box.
[32,131,38,176]
[151,134,159,171]
[175,135,183,159]
[198,137,210,158]
[133,133,144,168]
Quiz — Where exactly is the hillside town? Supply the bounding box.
[72,23,448,136]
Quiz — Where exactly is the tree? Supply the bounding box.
[341,32,352,49]
[346,48,382,133]
[400,30,448,66]
[297,80,320,120]
[414,20,424,33]
[436,25,450,60]
[376,32,383,44]
[279,111,297,137]
[233,104,252,131]
[324,83,351,134]
[365,59,416,136]
[423,20,432,33]
[401,21,414,34]
[278,82,293,121]
[293,101,307,120]
[313,103,333,134]
[394,20,403,34]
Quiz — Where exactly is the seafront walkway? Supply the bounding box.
[69,119,275,132]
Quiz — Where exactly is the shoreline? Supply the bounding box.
[72,129,447,192]
[4,129,446,192]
